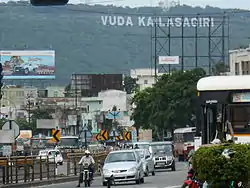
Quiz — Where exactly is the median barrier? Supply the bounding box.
[0,151,109,187]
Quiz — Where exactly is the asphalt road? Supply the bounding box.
[36,162,187,188]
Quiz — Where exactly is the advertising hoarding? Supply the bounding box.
[1,50,55,79]
[158,56,179,65]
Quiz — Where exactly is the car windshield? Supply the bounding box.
[105,152,136,163]
[151,144,172,154]
[39,150,48,156]
[136,144,149,150]
[135,150,145,158]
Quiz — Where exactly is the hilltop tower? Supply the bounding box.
[158,0,180,11]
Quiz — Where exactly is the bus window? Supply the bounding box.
[174,133,183,142]
[183,132,195,142]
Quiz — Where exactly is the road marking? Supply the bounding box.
[164,185,182,188]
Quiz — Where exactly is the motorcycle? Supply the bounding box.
[106,174,114,188]
[80,163,92,187]
[181,167,202,188]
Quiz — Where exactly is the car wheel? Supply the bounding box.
[135,179,140,184]
[141,177,144,183]
[59,162,63,165]
[152,171,155,176]
[144,167,149,177]
[24,68,29,75]
[102,182,107,186]
[171,164,176,171]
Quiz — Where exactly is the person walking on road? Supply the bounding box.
[77,150,95,187]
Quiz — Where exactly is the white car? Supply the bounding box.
[37,149,63,165]
[102,150,144,185]
[135,149,155,176]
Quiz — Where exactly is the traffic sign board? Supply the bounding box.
[2,120,20,138]
[100,130,108,140]
[52,129,61,142]
[124,131,131,141]
[115,136,121,141]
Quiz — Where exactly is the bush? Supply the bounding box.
[192,144,250,185]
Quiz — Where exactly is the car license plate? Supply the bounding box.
[157,162,165,165]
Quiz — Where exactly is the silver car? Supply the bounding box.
[135,149,155,176]
[102,150,144,185]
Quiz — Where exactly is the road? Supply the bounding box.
[36,162,187,188]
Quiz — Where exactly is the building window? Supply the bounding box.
[235,63,239,75]
[54,91,58,97]
[242,61,250,75]
[144,80,148,84]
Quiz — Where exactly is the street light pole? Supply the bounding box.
[26,94,31,127]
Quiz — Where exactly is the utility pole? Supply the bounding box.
[26,94,32,127]
[108,106,120,142]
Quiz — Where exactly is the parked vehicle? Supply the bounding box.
[135,148,155,176]
[36,149,63,165]
[102,150,144,185]
[174,127,196,161]
[149,141,176,171]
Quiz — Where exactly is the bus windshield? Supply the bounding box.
[150,144,172,155]
[174,132,195,142]
[60,138,79,147]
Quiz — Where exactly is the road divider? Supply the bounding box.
[0,151,109,187]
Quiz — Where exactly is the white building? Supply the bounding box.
[130,68,164,91]
[229,45,250,75]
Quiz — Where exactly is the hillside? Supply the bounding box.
[0,1,250,85]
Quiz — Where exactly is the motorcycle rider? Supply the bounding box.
[77,150,95,187]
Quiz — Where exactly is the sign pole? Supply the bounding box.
[84,129,87,150]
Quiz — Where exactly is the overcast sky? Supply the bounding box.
[69,0,250,9]
[3,0,250,9]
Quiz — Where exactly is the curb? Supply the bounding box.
[1,173,102,188]
[1,176,79,188]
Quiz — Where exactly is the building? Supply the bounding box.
[130,68,163,91]
[46,86,65,98]
[1,86,37,108]
[0,86,38,119]
[71,74,123,97]
[229,45,250,75]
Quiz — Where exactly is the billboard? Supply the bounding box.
[1,50,55,79]
[158,56,179,65]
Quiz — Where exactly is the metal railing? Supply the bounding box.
[0,151,109,186]
[66,151,109,176]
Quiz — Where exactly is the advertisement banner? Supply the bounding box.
[158,56,179,65]
[1,50,55,79]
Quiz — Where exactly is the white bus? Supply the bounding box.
[46,136,79,149]
[197,75,250,144]
[173,127,196,161]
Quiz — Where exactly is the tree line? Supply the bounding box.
[131,68,206,140]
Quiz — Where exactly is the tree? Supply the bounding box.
[16,118,32,130]
[64,84,71,97]
[212,62,229,75]
[30,108,54,134]
[131,68,206,140]
[123,76,139,94]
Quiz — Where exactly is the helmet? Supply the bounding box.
[85,150,90,154]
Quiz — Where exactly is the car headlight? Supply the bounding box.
[103,169,111,174]
[167,156,173,160]
[128,167,137,172]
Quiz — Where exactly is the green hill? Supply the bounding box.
[0,1,249,85]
